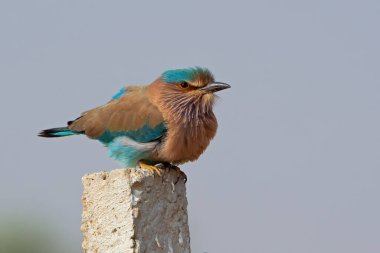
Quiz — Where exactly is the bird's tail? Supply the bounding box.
[38,127,78,138]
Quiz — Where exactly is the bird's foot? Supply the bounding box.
[158,162,187,184]
[137,161,163,177]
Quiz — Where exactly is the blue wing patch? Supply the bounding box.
[97,122,167,167]
[112,88,127,100]
[97,122,167,144]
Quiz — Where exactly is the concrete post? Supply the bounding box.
[81,168,190,253]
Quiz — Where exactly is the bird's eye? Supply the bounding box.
[180,82,189,88]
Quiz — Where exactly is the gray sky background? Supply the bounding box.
[1,0,379,252]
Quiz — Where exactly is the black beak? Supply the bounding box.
[200,82,231,93]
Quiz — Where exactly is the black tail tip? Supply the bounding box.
[38,127,72,138]
[38,129,57,137]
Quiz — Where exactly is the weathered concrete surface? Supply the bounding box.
[81,168,190,253]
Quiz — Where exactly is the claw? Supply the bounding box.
[163,163,187,184]
[138,161,187,183]
[174,167,187,184]
[138,161,163,176]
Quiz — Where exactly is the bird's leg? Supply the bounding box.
[160,162,187,184]
[137,161,163,176]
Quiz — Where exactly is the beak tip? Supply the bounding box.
[201,82,231,93]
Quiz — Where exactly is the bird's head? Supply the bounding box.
[150,67,230,122]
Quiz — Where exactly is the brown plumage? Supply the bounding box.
[68,86,163,138]
[39,67,230,168]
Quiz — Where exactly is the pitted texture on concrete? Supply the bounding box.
[81,168,190,253]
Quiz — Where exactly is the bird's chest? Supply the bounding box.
[159,117,217,163]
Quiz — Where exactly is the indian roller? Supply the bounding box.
[39,67,230,178]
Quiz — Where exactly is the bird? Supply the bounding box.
[39,67,230,178]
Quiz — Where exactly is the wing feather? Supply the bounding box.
[68,86,164,140]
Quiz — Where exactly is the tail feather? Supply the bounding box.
[38,127,79,138]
